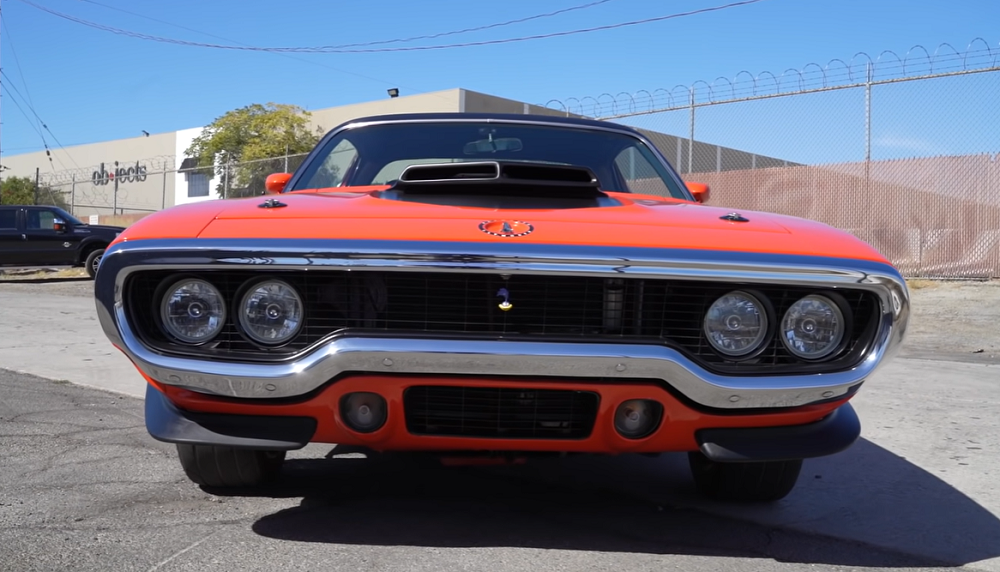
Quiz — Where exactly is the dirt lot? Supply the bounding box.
[2,274,998,364]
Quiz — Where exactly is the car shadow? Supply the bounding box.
[224,438,999,568]
[0,276,92,284]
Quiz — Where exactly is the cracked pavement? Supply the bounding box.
[2,280,1000,571]
[1,368,996,572]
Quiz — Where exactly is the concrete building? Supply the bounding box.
[0,88,790,219]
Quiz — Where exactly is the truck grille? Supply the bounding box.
[403,386,600,439]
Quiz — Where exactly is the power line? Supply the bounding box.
[1,15,37,121]
[76,0,622,50]
[19,0,768,54]
[68,0,433,92]
[0,69,78,169]
[0,82,62,172]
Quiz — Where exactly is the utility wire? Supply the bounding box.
[66,0,442,96]
[76,0,622,50]
[0,82,62,172]
[20,0,767,53]
[0,69,78,169]
[1,16,38,122]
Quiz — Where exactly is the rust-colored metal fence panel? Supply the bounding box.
[547,39,1000,278]
[682,154,1000,278]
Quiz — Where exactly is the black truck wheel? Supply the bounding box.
[85,248,105,278]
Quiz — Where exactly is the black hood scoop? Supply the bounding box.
[380,161,616,209]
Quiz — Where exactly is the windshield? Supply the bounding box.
[52,207,85,226]
[290,121,690,199]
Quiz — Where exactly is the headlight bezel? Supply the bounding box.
[155,275,227,345]
[779,291,854,362]
[233,278,306,347]
[702,289,775,361]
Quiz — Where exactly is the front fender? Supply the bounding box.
[77,237,111,263]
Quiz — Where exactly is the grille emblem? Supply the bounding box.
[496,288,513,311]
[479,219,534,237]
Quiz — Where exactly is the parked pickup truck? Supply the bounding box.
[0,205,125,278]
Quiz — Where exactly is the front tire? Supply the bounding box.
[176,444,286,488]
[688,452,802,502]
[84,248,105,279]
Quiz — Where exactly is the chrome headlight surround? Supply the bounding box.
[780,292,852,361]
[157,277,227,345]
[702,289,774,360]
[235,278,305,346]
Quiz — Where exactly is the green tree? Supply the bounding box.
[0,176,70,209]
[184,102,323,198]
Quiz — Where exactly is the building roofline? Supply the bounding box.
[331,111,636,133]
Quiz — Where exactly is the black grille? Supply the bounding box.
[125,269,880,373]
[403,386,599,439]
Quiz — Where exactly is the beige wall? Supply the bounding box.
[306,89,462,134]
[2,132,177,217]
[463,89,586,118]
[1,87,799,219]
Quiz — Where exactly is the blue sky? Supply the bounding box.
[1,0,998,166]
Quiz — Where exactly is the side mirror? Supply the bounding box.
[685,181,710,203]
[265,173,292,194]
[53,218,67,233]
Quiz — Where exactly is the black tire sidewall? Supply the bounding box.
[85,248,105,278]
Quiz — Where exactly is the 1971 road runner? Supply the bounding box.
[95,113,909,502]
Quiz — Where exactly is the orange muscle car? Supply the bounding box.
[95,113,909,502]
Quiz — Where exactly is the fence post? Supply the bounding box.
[113,161,119,215]
[688,90,695,174]
[864,62,873,258]
[34,167,40,205]
[162,166,167,210]
[224,154,232,199]
[284,144,289,173]
[71,174,76,214]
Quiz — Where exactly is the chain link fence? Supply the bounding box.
[35,156,176,218]
[23,39,1000,278]
[546,39,1000,278]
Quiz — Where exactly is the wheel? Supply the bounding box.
[688,452,802,502]
[175,444,286,488]
[84,248,105,279]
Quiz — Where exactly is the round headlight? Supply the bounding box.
[703,290,770,358]
[780,294,846,360]
[237,280,304,345]
[160,278,226,344]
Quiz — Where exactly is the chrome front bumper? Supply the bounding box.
[95,238,910,410]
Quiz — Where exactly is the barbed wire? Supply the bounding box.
[543,38,1000,118]
[38,155,177,185]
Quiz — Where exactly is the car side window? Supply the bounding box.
[26,209,56,231]
[614,147,673,197]
[0,209,17,229]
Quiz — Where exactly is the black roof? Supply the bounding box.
[330,112,641,135]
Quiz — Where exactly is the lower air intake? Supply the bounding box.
[403,386,600,439]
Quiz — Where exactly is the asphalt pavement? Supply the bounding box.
[2,280,999,571]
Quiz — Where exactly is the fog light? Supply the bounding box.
[614,399,663,439]
[340,392,387,433]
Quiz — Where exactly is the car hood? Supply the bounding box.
[116,191,888,263]
[79,224,126,233]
